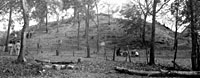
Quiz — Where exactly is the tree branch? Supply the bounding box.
[91,18,98,28]
[137,0,145,14]
[0,1,9,10]
[156,0,170,13]
[137,0,153,16]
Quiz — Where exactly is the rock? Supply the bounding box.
[67,65,74,69]
[43,65,53,69]
[53,64,67,70]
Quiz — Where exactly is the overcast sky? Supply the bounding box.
[0,0,185,32]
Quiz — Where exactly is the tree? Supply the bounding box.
[101,1,111,25]
[171,0,184,69]
[85,1,90,58]
[74,0,81,50]
[17,0,29,63]
[83,0,95,58]
[189,0,198,70]
[195,0,200,70]
[107,3,111,25]
[0,0,8,10]
[68,0,85,50]
[4,3,13,52]
[49,2,62,33]
[95,0,100,53]
[71,0,80,50]
[1,0,21,52]
[149,0,170,65]
[137,0,153,45]
[120,2,142,30]
[179,0,200,71]
[30,0,64,32]
[77,11,81,50]
[30,0,47,29]
[75,1,84,50]
[179,0,200,70]
[149,0,157,65]
[45,2,48,33]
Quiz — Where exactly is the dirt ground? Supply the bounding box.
[0,48,191,78]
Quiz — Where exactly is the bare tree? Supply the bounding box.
[5,4,13,52]
[85,1,90,58]
[95,0,100,53]
[137,0,152,45]
[172,0,180,69]
[45,2,48,33]
[189,0,197,70]
[77,12,81,50]
[17,0,29,63]
[149,0,170,65]
[149,0,157,65]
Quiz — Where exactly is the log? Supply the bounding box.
[51,61,74,64]
[115,66,200,77]
[115,66,160,76]
[35,59,74,65]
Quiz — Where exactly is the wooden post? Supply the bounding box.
[125,51,128,62]
[56,39,62,56]
[73,50,75,57]
[113,46,116,61]
[37,39,41,54]
[127,45,131,62]
[100,42,106,60]
[104,46,107,60]
[146,47,149,64]
[56,50,59,56]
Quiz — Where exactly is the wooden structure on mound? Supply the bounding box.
[115,66,200,77]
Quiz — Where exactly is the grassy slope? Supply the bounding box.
[26,15,178,51]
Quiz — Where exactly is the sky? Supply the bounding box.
[99,0,185,32]
[0,0,184,32]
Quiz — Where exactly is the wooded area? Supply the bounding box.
[1,0,200,77]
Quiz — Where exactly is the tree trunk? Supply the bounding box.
[77,13,81,50]
[56,14,59,33]
[149,0,157,65]
[197,35,200,70]
[145,47,149,64]
[39,17,44,29]
[173,2,179,68]
[86,4,90,58]
[95,1,100,53]
[113,46,116,61]
[45,3,48,33]
[73,6,77,26]
[189,0,197,70]
[142,14,147,45]
[17,0,29,63]
[107,4,110,25]
[5,5,13,52]
[193,0,200,70]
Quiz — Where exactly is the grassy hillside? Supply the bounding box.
[22,14,179,55]
[0,31,6,46]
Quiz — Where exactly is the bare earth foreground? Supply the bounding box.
[0,48,191,78]
[0,53,145,78]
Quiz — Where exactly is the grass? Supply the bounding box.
[0,48,191,78]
